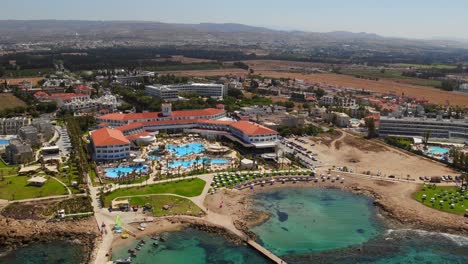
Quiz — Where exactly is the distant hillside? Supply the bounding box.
[1,20,468,64]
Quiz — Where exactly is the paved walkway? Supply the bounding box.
[51,176,72,195]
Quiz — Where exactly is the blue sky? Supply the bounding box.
[2,0,468,39]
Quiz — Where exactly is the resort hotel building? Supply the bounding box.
[379,116,468,142]
[145,83,228,100]
[90,103,278,161]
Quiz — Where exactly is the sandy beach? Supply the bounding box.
[204,173,468,236]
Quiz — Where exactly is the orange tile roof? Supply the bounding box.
[229,121,277,136]
[99,108,225,122]
[91,128,130,146]
[126,131,152,141]
[115,122,144,132]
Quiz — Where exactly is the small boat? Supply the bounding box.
[121,234,129,239]
[130,252,137,258]
[159,236,166,242]
[140,239,146,244]
[115,257,132,264]
[135,246,142,251]
[152,242,159,247]
[128,249,135,253]
[151,236,160,240]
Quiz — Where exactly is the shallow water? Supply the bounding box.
[0,240,86,264]
[250,187,383,256]
[112,228,270,264]
[251,188,468,263]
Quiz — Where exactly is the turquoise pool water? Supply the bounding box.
[0,139,9,145]
[168,158,228,168]
[0,240,86,264]
[167,143,204,157]
[251,188,383,256]
[426,146,450,155]
[112,228,270,264]
[104,164,148,178]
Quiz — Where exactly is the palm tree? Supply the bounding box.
[460,173,468,189]
[195,156,201,172]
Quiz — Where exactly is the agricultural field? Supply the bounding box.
[0,93,27,111]
[339,68,442,87]
[391,63,457,70]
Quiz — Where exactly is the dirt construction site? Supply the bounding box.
[290,130,457,180]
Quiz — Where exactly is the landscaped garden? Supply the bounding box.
[103,178,206,206]
[0,176,68,200]
[414,184,468,214]
[0,159,19,177]
[124,195,204,217]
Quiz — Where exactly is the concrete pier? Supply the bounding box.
[247,239,287,264]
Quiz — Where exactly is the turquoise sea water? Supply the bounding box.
[112,228,270,264]
[250,187,383,256]
[250,188,468,264]
[0,240,86,264]
[4,188,467,264]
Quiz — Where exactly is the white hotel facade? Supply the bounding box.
[145,83,227,100]
[379,116,468,142]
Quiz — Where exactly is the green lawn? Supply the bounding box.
[124,195,204,217]
[0,159,19,176]
[0,176,68,200]
[414,185,468,215]
[103,178,206,206]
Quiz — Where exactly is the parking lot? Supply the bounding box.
[278,136,321,168]
[56,126,72,156]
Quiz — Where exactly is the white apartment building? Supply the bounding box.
[0,117,29,135]
[379,117,468,141]
[145,83,227,100]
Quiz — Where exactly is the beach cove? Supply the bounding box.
[109,171,468,263]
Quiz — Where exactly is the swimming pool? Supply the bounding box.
[167,143,205,157]
[168,158,228,169]
[425,146,450,155]
[104,165,148,178]
[0,139,9,145]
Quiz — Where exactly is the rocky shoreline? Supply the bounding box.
[0,217,98,263]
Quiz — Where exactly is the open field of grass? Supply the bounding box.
[0,176,68,201]
[103,178,206,206]
[0,93,27,111]
[414,185,467,215]
[125,195,204,217]
[0,159,19,176]
[2,68,54,78]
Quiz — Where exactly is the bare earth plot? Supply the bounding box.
[308,131,457,180]
[0,94,27,111]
